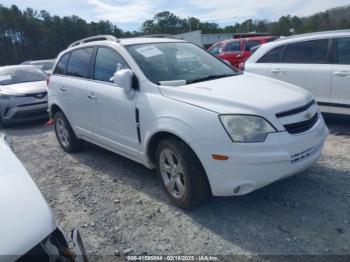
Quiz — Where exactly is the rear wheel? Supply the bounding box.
[156,137,210,209]
[54,111,83,153]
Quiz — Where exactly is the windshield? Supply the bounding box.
[126,42,239,85]
[0,66,48,86]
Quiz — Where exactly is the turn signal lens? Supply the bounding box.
[212,154,229,161]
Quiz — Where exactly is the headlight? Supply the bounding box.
[220,115,277,143]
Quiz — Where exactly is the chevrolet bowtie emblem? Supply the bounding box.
[305,112,313,120]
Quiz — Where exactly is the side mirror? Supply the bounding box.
[111,69,134,92]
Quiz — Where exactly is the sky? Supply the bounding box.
[1,0,350,31]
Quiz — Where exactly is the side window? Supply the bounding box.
[223,41,241,52]
[283,39,329,64]
[53,53,69,75]
[66,48,94,78]
[337,37,350,65]
[209,44,223,55]
[93,48,129,83]
[245,40,261,51]
[258,46,284,63]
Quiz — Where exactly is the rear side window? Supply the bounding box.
[224,41,241,52]
[337,37,350,65]
[66,48,93,78]
[245,40,261,51]
[283,39,329,64]
[258,46,284,63]
[54,54,69,75]
[94,48,129,83]
[209,44,223,55]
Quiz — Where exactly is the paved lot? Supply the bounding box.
[3,114,350,259]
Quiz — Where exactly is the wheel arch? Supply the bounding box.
[49,103,63,119]
[145,130,213,196]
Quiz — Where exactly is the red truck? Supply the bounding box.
[208,36,278,68]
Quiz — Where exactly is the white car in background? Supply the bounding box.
[0,132,87,261]
[244,30,350,116]
[48,35,328,208]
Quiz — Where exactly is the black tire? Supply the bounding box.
[156,137,211,209]
[54,111,83,153]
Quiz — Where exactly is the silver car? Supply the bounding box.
[0,65,49,128]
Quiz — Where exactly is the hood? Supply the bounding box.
[159,72,313,122]
[0,134,56,257]
[0,81,47,95]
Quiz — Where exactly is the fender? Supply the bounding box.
[142,117,201,168]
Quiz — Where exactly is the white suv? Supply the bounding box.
[48,35,328,208]
[244,30,350,116]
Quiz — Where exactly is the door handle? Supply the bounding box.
[87,94,98,100]
[59,86,67,92]
[270,69,286,74]
[334,71,350,77]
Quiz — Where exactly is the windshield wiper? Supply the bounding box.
[186,74,235,85]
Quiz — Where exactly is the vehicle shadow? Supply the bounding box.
[72,141,349,254]
[323,113,350,136]
[9,113,348,255]
[1,119,51,136]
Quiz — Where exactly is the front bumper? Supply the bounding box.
[17,228,88,262]
[191,115,329,197]
[0,96,48,124]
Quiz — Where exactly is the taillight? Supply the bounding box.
[238,62,245,71]
[46,75,51,86]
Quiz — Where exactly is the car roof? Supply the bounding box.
[22,59,55,64]
[211,36,275,46]
[66,36,186,51]
[270,29,350,45]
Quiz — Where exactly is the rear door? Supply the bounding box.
[63,47,95,138]
[330,37,350,115]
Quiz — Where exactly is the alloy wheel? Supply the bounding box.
[159,148,186,199]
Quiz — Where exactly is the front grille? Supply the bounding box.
[25,92,47,99]
[17,101,48,107]
[276,100,315,118]
[284,113,318,134]
[12,109,48,120]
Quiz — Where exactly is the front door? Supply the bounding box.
[88,47,140,159]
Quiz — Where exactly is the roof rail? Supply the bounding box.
[138,34,180,40]
[68,35,120,48]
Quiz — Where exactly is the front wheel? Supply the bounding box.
[156,138,211,209]
[54,111,83,153]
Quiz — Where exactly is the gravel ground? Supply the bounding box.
[3,114,350,260]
